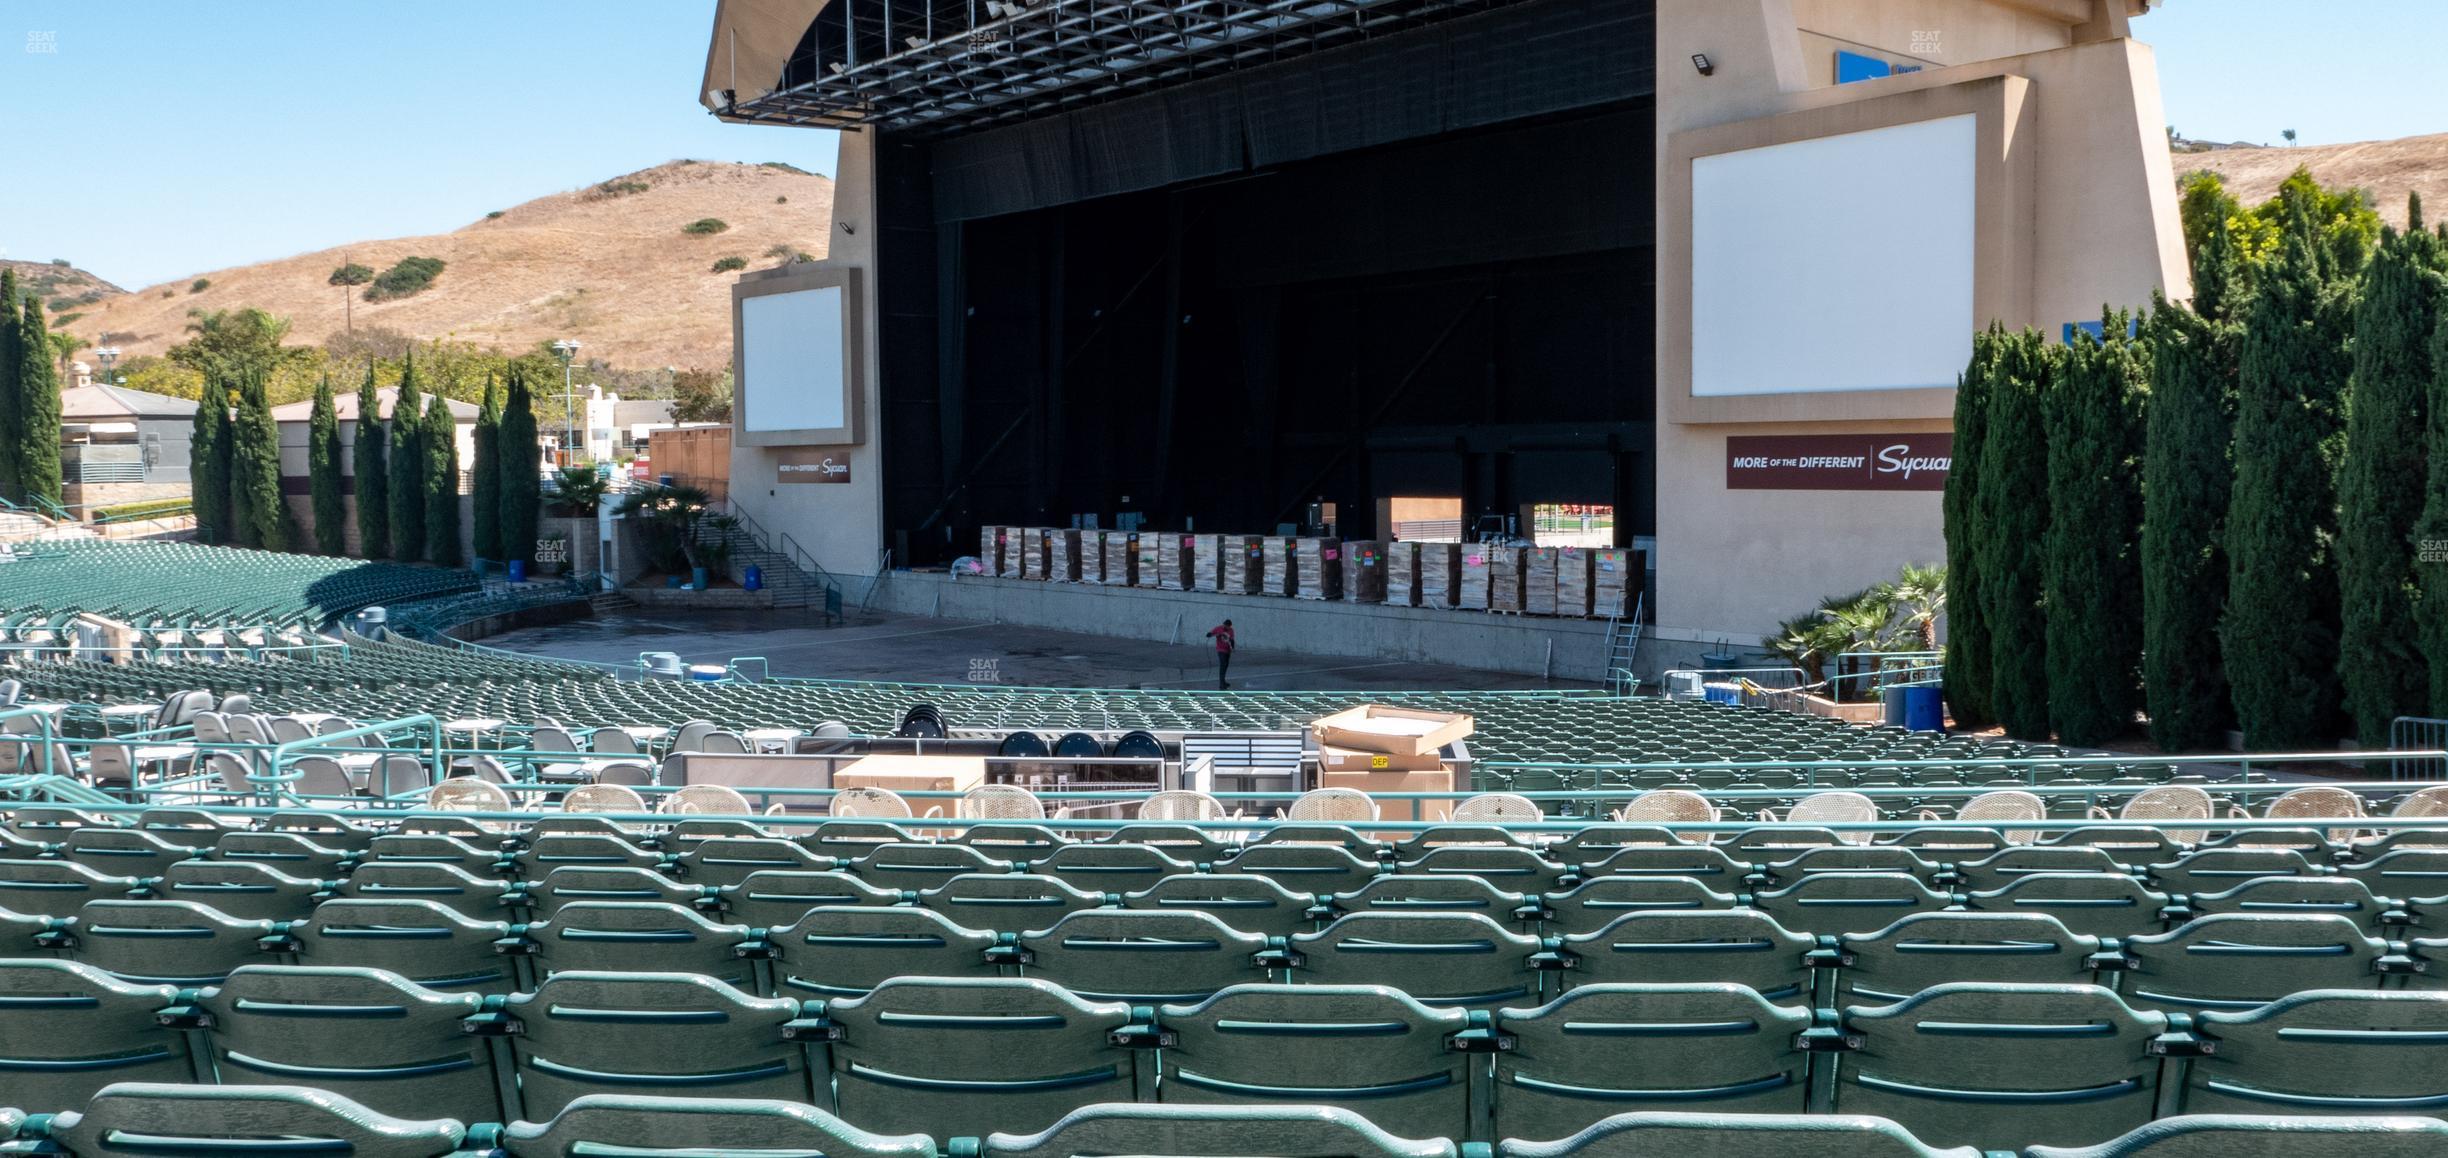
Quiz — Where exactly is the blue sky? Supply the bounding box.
[1,1,2441,289]
[0,2,840,289]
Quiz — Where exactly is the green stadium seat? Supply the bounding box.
[23,1082,467,1158]
[1753,873,1952,937]
[1542,876,1743,934]
[1834,912,2102,1003]
[498,1094,937,1158]
[981,1103,1454,1158]
[769,905,999,998]
[2181,989,2448,1116]
[1024,843,1199,894]
[1577,845,1755,889]
[329,862,518,921]
[916,873,1107,924]
[1220,844,1387,897]
[851,843,1013,892]
[0,859,140,919]
[2119,913,2395,1013]
[2025,1114,2448,1157]
[290,898,520,992]
[527,901,755,989]
[1151,983,1474,1137]
[2187,877,2398,932]
[670,836,836,888]
[1291,913,1541,1008]
[1395,846,1570,894]
[719,870,902,926]
[2146,849,2326,897]
[210,830,358,878]
[2339,848,2448,896]
[1498,1111,1982,1158]
[1558,911,1812,1001]
[1961,873,2174,939]
[1015,909,1269,1002]
[1832,982,2169,1150]
[0,958,192,1110]
[68,899,276,985]
[51,828,205,880]
[1492,983,1810,1139]
[366,833,507,877]
[525,865,707,917]
[821,976,1134,1137]
[1125,873,1320,938]
[194,965,496,1122]
[1756,846,1945,886]
[510,833,666,879]
[504,970,811,1119]
[1331,875,1531,925]
[1952,845,2129,893]
[156,860,326,922]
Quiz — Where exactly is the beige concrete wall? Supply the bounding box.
[728,130,885,580]
[1652,0,2185,645]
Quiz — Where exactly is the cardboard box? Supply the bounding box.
[1102,531,1138,586]
[1458,546,1492,610]
[1417,543,1460,608]
[1486,546,1527,612]
[1312,704,1475,757]
[1384,541,1420,607]
[1020,529,1050,581]
[1134,534,1164,588]
[1048,529,1083,582]
[1191,534,1224,592]
[1318,766,1456,825]
[1262,537,1297,597]
[1524,547,1558,616]
[1220,535,1263,594]
[1554,546,1597,616]
[1317,743,1448,773]
[1157,533,1195,590]
[998,527,1023,579]
[1294,538,1343,600]
[1593,548,1642,618]
[1342,540,1386,604]
[834,753,988,795]
[979,526,1005,577]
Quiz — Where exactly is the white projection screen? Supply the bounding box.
[1691,114,1976,397]
[741,285,847,433]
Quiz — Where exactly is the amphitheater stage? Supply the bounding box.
[483,603,1588,694]
[860,570,1620,683]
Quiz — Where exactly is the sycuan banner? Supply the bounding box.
[1724,433,1953,491]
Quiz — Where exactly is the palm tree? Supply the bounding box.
[1888,563,1947,651]
[546,464,610,517]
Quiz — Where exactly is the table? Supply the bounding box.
[743,727,804,754]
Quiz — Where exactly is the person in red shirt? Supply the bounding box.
[1205,619,1236,689]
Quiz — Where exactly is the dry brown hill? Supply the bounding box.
[59,160,831,372]
[3,259,123,318]
[2180,133,2448,229]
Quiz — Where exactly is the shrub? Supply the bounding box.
[328,263,373,287]
[365,256,446,302]
[711,255,747,273]
[160,289,175,299]
[485,210,505,219]
[760,161,810,174]
[682,218,730,236]
[46,296,76,312]
[588,179,650,200]
[92,496,193,523]
[52,312,81,327]
[48,258,70,267]
[189,278,210,294]
[776,195,788,204]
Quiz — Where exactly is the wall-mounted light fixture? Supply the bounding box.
[1691,53,1715,76]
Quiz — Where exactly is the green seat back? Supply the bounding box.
[157,860,324,923]
[1561,911,1811,1003]
[0,958,190,1110]
[507,970,809,1120]
[1153,983,1471,1138]
[1953,846,2127,893]
[1291,912,1540,1008]
[367,833,505,877]
[2186,989,2448,1117]
[1753,873,1951,937]
[1961,873,2172,939]
[917,873,1107,924]
[331,862,516,922]
[1758,846,1943,886]
[851,843,1013,892]
[981,1103,1454,1158]
[2341,849,2448,897]
[2188,877,2395,932]
[500,1093,935,1158]
[2025,1115,2448,1158]
[1577,846,1753,889]
[770,905,998,998]
[1220,845,1385,897]
[1025,844,1197,895]
[527,866,704,917]
[1543,876,1741,936]
[70,899,275,986]
[1499,1110,1981,1158]
[1835,982,2166,1150]
[1016,909,1268,1003]
[1331,875,1530,926]
[197,965,495,1123]
[529,901,755,990]
[1835,912,2100,1004]
[53,828,204,880]
[0,859,140,920]
[210,830,355,878]
[511,833,664,879]
[36,1082,464,1158]
[1124,873,1319,938]
[1395,846,1570,894]
[292,898,518,992]
[1493,983,1811,1139]
[721,870,902,928]
[672,836,835,889]
[824,976,1133,1138]
[2146,849,2324,897]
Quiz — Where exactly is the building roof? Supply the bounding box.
[613,399,675,426]
[58,383,198,421]
[270,387,479,423]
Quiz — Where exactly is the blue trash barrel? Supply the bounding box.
[1902,685,1946,733]
[743,565,763,591]
[1881,685,1910,727]
[507,559,527,584]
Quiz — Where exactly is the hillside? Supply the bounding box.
[2,259,123,321]
[57,160,831,372]
[2181,132,2448,229]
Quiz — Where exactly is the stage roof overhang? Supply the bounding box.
[703,0,1554,136]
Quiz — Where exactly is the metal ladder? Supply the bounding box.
[1602,592,1644,696]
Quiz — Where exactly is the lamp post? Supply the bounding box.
[95,346,120,386]
[551,339,581,466]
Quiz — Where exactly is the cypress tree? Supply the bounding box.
[2141,293,2239,751]
[388,353,426,562]
[0,269,20,502]
[499,368,541,566]
[471,373,503,561]
[16,294,63,505]
[2044,311,2148,746]
[2337,204,2440,746]
[188,379,228,543]
[351,365,388,559]
[308,376,347,554]
[1980,330,2058,740]
[232,370,292,551]
[2413,218,2448,715]
[1942,325,2001,729]
[224,375,261,548]
[2223,209,2355,749]
[424,393,463,566]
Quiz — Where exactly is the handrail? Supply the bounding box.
[261,713,442,806]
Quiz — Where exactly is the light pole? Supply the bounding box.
[551,339,581,466]
[95,346,120,385]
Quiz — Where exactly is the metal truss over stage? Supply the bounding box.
[714,0,1542,135]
